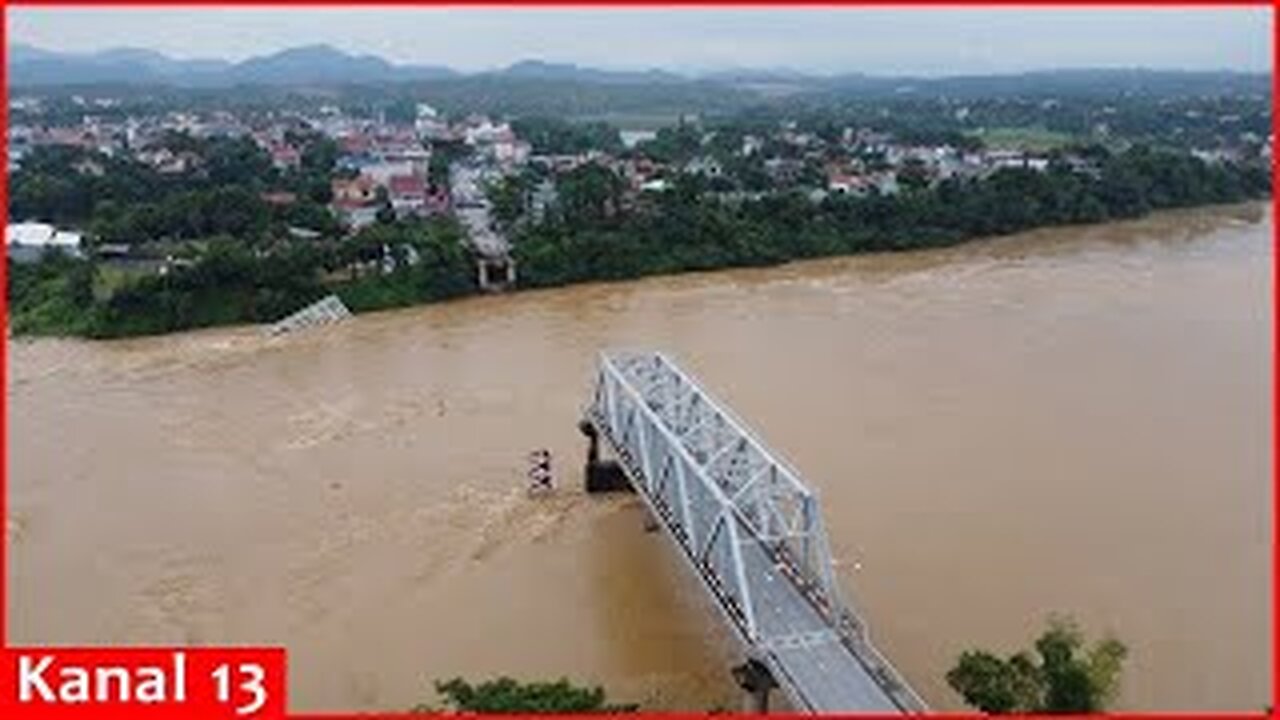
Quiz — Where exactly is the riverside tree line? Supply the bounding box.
[9,133,1271,338]
[418,617,1128,713]
[509,142,1268,289]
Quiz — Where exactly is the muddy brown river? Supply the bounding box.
[8,203,1271,711]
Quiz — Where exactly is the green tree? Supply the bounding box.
[374,186,395,225]
[557,164,625,228]
[421,677,637,713]
[946,616,1127,714]
[7,252,96,335]
[488,174,530,226]
[897,157,931,193]
[429,139,473,187]
[511,116,623,155]
[636,123,703,164]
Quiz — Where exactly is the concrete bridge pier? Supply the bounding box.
[476,255,516,291]
[577,420,631,494]
[732,658,779,713]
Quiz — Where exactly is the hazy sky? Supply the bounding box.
[9,7,1272,75]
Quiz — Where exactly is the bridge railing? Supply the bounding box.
[603,352,851,618]
[589,351,763,639]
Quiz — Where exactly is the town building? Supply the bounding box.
[388,174,427,217]
[6,222,83,263]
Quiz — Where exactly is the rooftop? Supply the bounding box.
[6,222,82,248]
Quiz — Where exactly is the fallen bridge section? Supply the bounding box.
[267,294,352,336]
[581,350,926,713]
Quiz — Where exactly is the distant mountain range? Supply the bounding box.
[9,43,459,86]
[8,43,694,88]
[9,42,1270,99]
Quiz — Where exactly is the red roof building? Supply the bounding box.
[388,174,426,201]
[270,144,301,170]
[388,174,427,217]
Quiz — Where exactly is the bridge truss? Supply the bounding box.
[583,350,926,713]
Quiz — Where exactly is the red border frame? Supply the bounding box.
[2,0,9,660]
[0,2,1272,6]
[1271,3,1279,716]
[0,3,1275,718]
[0,2,1273,9]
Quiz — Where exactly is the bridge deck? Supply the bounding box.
[740,539,898,711]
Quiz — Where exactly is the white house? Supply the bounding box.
[684,156,723,178]
[360,160,417,185]
[491,139,531,166]
[336,205,380,231]
[7,222,83,263]
[986,150,1049,172]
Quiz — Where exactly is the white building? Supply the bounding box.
[684,156,724,178]
[336,205,380,231]
[415,117,451,141]
[620,129,657,149]
[360,160,417,185]
[7,222,83,263]
[986,150,1049,172]
[491,139,531,166]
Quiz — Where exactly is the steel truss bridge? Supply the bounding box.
[582,350,926,713]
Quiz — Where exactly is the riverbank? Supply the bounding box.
[13,197,1269,343]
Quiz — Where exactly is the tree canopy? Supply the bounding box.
[513,143,1269,291]
[422,677,637,713]
[511,116,623,155]
[946,616,1127,714]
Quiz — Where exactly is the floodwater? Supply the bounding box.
[8,202,1271,712]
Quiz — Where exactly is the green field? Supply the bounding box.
[970,126,1077,152]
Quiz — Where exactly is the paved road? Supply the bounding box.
[449,163,510,259]
[736,526,899,712]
